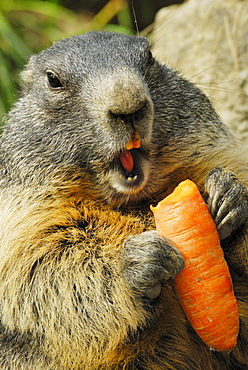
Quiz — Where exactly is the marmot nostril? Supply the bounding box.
[109,103,147,127]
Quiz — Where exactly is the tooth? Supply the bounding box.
[125,131,141,150]
[127,175,137,182]
[133,132,141,148]
[125,140,134,150]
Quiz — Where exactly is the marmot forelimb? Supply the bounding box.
[0,31,248,369]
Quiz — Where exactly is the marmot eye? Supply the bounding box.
[47,71,63,89]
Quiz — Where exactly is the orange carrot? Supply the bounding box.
[151,179,239,352]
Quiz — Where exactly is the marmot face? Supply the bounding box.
[15,32,156,203]
[3,31,226,208]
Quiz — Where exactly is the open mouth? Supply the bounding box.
[108,133,150,195]
[119,148,141,182]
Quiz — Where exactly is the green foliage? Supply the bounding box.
[0,0,134,125]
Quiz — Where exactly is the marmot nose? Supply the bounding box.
[107,75,153,128]
[89,69,154,139]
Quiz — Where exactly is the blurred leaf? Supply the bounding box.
[116,3,133,31]
[103,24,133,34]
[0,0,77,23]
[0,12,32,57]
[86,0,129,30]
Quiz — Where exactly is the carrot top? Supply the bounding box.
[158,179,198,204]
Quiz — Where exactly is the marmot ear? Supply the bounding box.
[20,56,36,93]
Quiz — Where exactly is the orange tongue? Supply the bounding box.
[120,150,134,172]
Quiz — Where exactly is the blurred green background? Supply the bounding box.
[0,0,183,124]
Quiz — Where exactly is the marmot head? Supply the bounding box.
[2,31,225,206]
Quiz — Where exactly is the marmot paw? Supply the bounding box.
[205,167,248,240]
[122,230,184,300]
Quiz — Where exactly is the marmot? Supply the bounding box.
[0,31,248,370]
